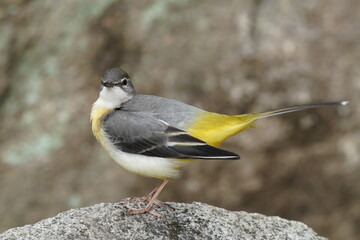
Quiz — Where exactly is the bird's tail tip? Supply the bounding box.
[256,100,349,119]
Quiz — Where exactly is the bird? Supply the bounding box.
[91,67,348,216]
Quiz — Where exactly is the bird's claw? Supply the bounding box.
[125,204,163,218]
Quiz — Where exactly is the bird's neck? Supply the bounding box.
[93,97,120,110]
[95,87,133,109]
[90,104,114,144]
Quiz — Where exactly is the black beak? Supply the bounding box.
[101,81,114,88]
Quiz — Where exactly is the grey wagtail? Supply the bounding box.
[91,67,348,215]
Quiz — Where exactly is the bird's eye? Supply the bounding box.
[121,78,128,86]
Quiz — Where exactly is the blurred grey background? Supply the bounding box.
[0,0,359,239]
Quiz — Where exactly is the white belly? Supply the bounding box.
[109,148,188,179]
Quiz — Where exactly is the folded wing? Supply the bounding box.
[103,111,240,160]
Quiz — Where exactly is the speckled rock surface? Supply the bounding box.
[0,202,326,240]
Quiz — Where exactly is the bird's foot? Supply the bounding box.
[126,196,150,202]
[123,197,167,216]
[125,204,163,218]
[122,196,166,208]
[121,188,156,203]
[121,179,170,217]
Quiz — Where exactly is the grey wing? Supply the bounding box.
[103,111,240,160]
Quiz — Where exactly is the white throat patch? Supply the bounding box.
[94,87,132,109]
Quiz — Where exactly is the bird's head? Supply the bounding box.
[95,68,136,109]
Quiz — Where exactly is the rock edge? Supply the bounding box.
[0,202,327,240]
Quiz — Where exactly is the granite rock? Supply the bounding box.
[0,202,326,240]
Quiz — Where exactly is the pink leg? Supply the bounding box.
[125,179,169,217]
